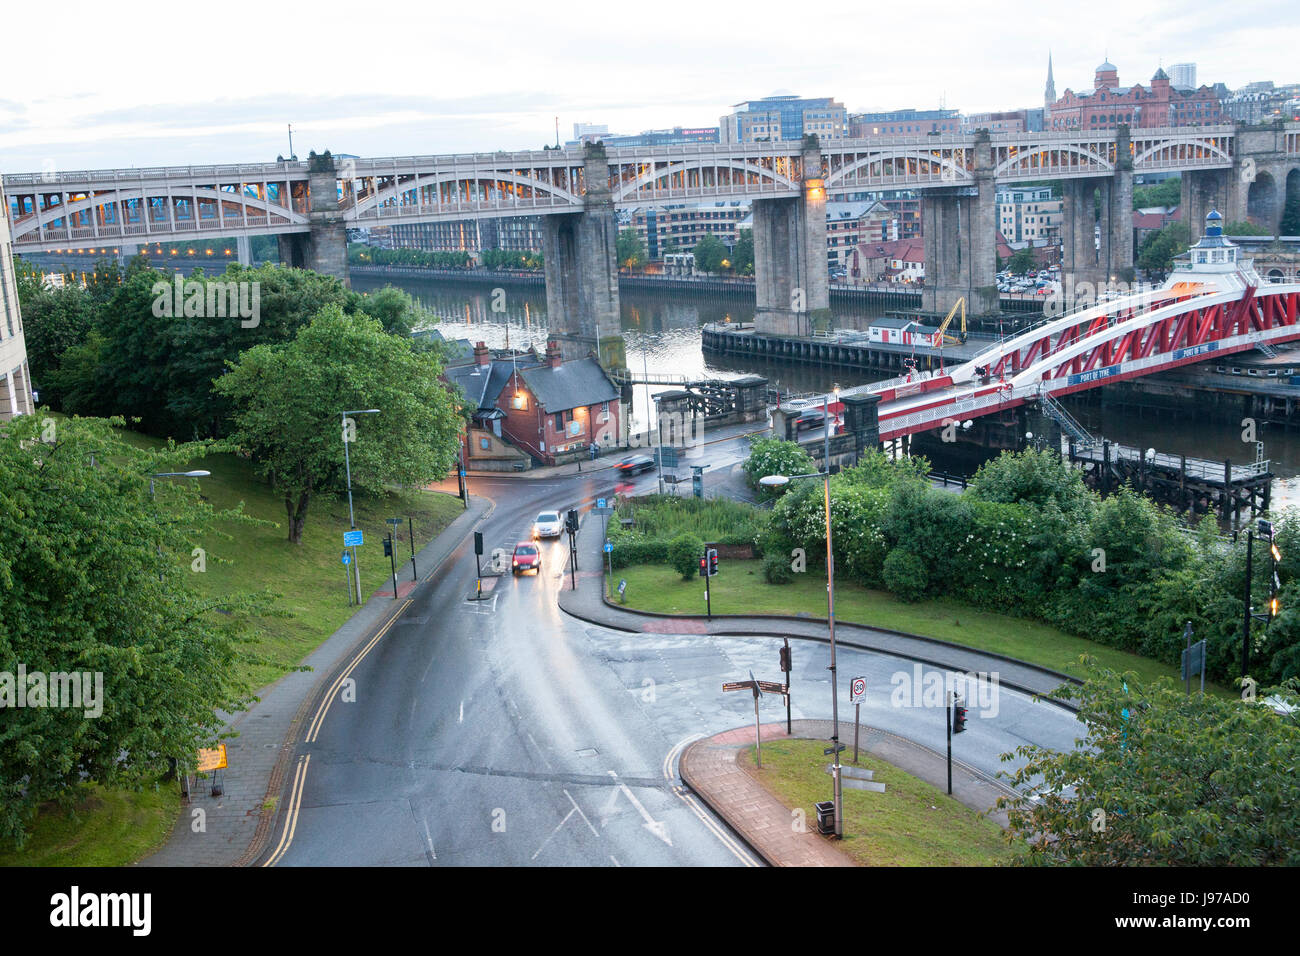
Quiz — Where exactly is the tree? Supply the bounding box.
[214,306,462,543]
[11,274,95,409]
[969,448,1092,518]
[732,229,754,275]
[1224,220,1270,236]
[616,228,647,270]
[693,234,728,274]
[0,415,264,846]
[743,438,816,500]
[999,665,1300,865]
[1132,176,1181,210]
[356,284,425,337]
[1007,247,1037,275]
[1137,223,1191,273]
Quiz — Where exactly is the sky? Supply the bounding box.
[1,0,1297,174]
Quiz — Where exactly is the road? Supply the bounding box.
[263,457,1083,866]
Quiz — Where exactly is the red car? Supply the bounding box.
[511,541,541,575]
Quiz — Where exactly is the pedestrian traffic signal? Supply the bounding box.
[779,645,792,673]
[707,548,719,576]
[952,699,968,735]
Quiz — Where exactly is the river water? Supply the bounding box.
[354,273,1300,510]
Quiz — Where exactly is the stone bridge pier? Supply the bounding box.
[1231,122,1300,236]
[542,142,624,366]
[751,140,830,336]
[1061,126,1135,294]
[921,130,997,316]
[279,151,349,284]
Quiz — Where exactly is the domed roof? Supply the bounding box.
[1097,60,1117,72]
[1206,209,1222,221]
[1152,66,1168,81]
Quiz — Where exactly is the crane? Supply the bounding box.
[935,297,967,346]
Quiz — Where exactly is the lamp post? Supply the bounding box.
[150,471,211,583]
[760,459,843,839]
[340,409,380,604]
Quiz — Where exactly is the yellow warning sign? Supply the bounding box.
[197,744,228,772]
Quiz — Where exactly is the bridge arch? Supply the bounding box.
[1132,137,1233,168]
[1247,169,1281,231]
[826,149,972,188]
[352,169,583,218]
[1284,167,1300,235]
[993,143,1114,178]
[610,157,799,201]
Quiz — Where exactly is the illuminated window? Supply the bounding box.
[511,393,528,410]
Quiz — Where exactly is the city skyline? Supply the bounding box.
[0,0,1296,173]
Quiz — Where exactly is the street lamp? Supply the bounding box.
[339,409,380,604]
[760,464,844,838]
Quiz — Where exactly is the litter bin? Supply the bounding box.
[814,800,835,835]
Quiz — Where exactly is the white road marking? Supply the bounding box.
[531,807,576,861]
[458,700,464,724]
[663,734,760,867]
[423,818,437,861]
[565,789,600,838]
[607,770,672,846]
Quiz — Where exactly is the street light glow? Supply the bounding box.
[758,474,790,488]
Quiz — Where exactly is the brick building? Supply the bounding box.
[1047,60,1224,130]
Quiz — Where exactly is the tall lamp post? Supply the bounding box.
[150,471,211,583]
[339,409,380,604]
[760,407,844,838]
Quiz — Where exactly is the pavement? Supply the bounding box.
[679,719,1013,867]
[138,494,493,867]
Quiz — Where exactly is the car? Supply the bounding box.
[794,408,827,431]
[511,541,541,574]
[532,510,564,539]
[615,455,655,475]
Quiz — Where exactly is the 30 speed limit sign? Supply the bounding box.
[850,676,867,704]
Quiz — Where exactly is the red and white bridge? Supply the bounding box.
[795,220,1300,442]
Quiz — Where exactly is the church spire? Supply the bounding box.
[1045,51,1056,108]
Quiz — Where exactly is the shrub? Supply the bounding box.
[743,438,816,499]
[668,532,705,581]
[763,551,795,585]
[883,548,929,603]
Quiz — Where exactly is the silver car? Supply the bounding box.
[532,510,564,539]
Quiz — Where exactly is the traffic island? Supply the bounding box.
[680,720,1020,867]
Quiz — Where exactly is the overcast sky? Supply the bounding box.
[1,0,1296,174]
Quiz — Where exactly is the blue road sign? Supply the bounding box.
[459,470,466,477]
[604,541,613,553]
[344,530,364,547]
[618,579,627,596]
[596,498,607,509]
[342,551,352,565]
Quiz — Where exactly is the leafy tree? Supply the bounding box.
[999,665,1300,865]
[1132,176,1181,210]
[1137,223,1190,273]
[731,229,754,275]
[1006,247,1036,275]
[356,284,424,337]
[11,276,95,408]
[213,306,461,543]
[616,228,647,270]
[1224,220,1270,236]
[743,438,816,500]
[0,415,266,846]
[668,532,705,581]
[882,548,928,602]
[969,448,1092,518]
[693,234,728,274]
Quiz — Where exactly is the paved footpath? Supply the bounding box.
[680,719,1012,867]
[139,495,492,867]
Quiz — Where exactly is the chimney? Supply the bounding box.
[473,341,491,366]
[545,339,563,370]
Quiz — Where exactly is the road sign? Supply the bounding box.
[604,541,613,553]
[596,497,607,509]
[341,551,352,566]
[850,676,867,704]
[343,530,363,547]
[617,579,627,596]
[459,469,466,477]
[1181,639,1207,680]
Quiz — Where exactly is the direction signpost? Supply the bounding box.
[723,672,785,769]
[343,529,364,604]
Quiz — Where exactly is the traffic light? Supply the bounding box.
[474,531,483,555]
[566,509,579,533]
[383,537,393,557]
[779,645,792,673]
[699,556,708,577]
[952,698,968,735]
[707,548,719,576]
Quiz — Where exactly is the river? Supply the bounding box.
[353,273,1300,511]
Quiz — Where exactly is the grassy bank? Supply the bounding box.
[744,740,1016,866]
[612,561,1232,694]
[0,785,178,867]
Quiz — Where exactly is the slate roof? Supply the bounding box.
[518,358,620,413]
[446,358,539,412]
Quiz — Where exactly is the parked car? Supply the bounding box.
[532,511,564,539]
[511,541,541,574]
[615,455,655,475]
[794,408,828,431]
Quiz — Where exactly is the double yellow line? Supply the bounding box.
[262,599,412,866]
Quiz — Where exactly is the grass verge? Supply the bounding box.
[0,784,178,867]
[743,739,1016,866]
[612,560,1233,695]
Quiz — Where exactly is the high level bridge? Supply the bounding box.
[5,123,1300,358]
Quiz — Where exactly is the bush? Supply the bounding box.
[743,438,816,499]
[883,549,929,603]
[668,532,705,581]
[763,551,795,585]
